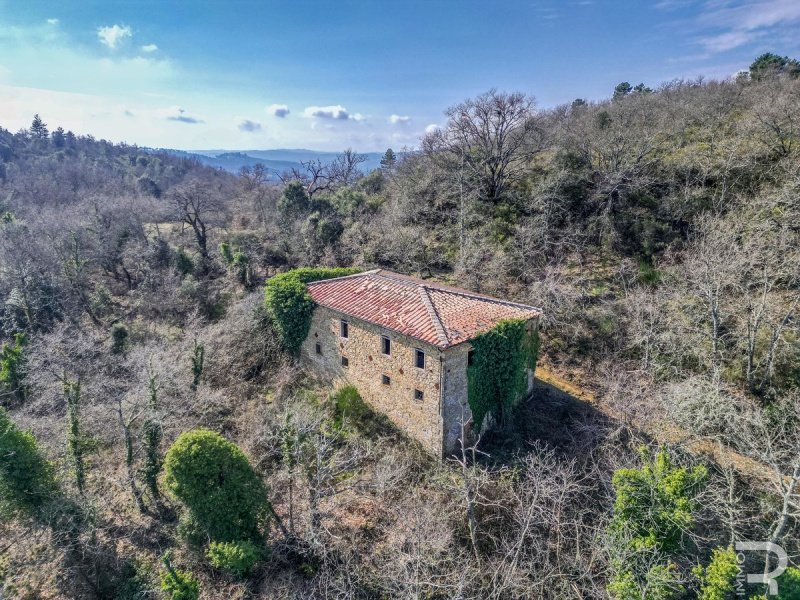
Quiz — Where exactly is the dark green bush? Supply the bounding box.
[263,267,360,354]
[0,333,27,404]
[174,246,194,276]
[163,429,267,542]
[0,407,58,519]
[277,181,311,217]
[206,540,262,577]
[111,323,129,355]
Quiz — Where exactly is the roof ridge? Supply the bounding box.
[418,286,450,346]
[423,284,542,313]
[306,268,380,287]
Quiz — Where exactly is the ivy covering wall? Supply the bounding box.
[264,267,361,355]
[467,318,539,430]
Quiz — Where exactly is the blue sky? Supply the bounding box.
[1,0,799,151]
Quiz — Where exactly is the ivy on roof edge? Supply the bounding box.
[264,267,362,355]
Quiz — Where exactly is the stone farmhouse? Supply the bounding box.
[300,270,542,456]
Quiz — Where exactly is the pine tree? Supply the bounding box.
[30,114,49,140]
[190,340,204,390]
[141,366,163,500]
[64,376,86,494]
[380,148,397,171]
[51,126,66,148]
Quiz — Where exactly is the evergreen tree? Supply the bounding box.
[380,148,397,171]
[0,333,28,404]
[30,114,49,140]
[141,366,162,500]
[64,377,86,494]
[163,429,269,542]
[0,407,58,519]
[277,181,310,218]
[51,126,66,148]
[190,340,204,390]
[613,82,633,99]
[750,52,800,80]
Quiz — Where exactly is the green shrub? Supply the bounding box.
[111,323,129,355]
[467,319,539,430]
[693,547,739,600]
[231,251,252,286]
[638,258,661,285]
[610,448,707,554]
[206,540,262,577]
[776,566,800,599]
[0,407,58,519]
[174,247,194,276]
[0,333,27,404]
[218,241,233,265]
[160,555,199,600]
[263,267,360,354]
[277,181,311,217]
[163,429,267,542]
[332,385,370,427]
[607,449,706,600]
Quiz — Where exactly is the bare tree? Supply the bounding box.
[424,89,540,203]
[169,176,228,262]
[329,148,367,187]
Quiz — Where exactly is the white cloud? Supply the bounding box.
[97,24,132,49]
[304,104,351,120]
[46,18,59,25]
[424,123,440,134]
[238,119,262,132]
[141,43,158,53]
[157,106,204,124]
[694,0,800,54]
[266,103,290,118]
[700,30,762,53]
[389,114,411,124]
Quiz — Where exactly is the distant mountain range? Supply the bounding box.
[157,148,387,177]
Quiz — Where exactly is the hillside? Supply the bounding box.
[158,149,386,176]
[0,60,799,600]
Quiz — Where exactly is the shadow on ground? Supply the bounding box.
[478,376,620,466]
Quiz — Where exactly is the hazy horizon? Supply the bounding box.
[3,0,800,152]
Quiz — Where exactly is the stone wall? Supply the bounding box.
[300,310,541,457]
[441,344,472,455]
[301,306,445,454]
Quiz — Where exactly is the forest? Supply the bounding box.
[0,52,798,599]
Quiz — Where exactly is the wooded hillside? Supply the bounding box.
[0,54,798,599]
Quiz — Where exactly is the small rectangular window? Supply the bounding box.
[340,320,349,338]
[315,343,322,355]
[382,374,390,385]
[467,350,474,366]
[341,356,349,367]
[414,389,424,401]
[381,336,391,355]
[415,348,425,369]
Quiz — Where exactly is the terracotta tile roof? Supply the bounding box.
[306,270,541,349]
